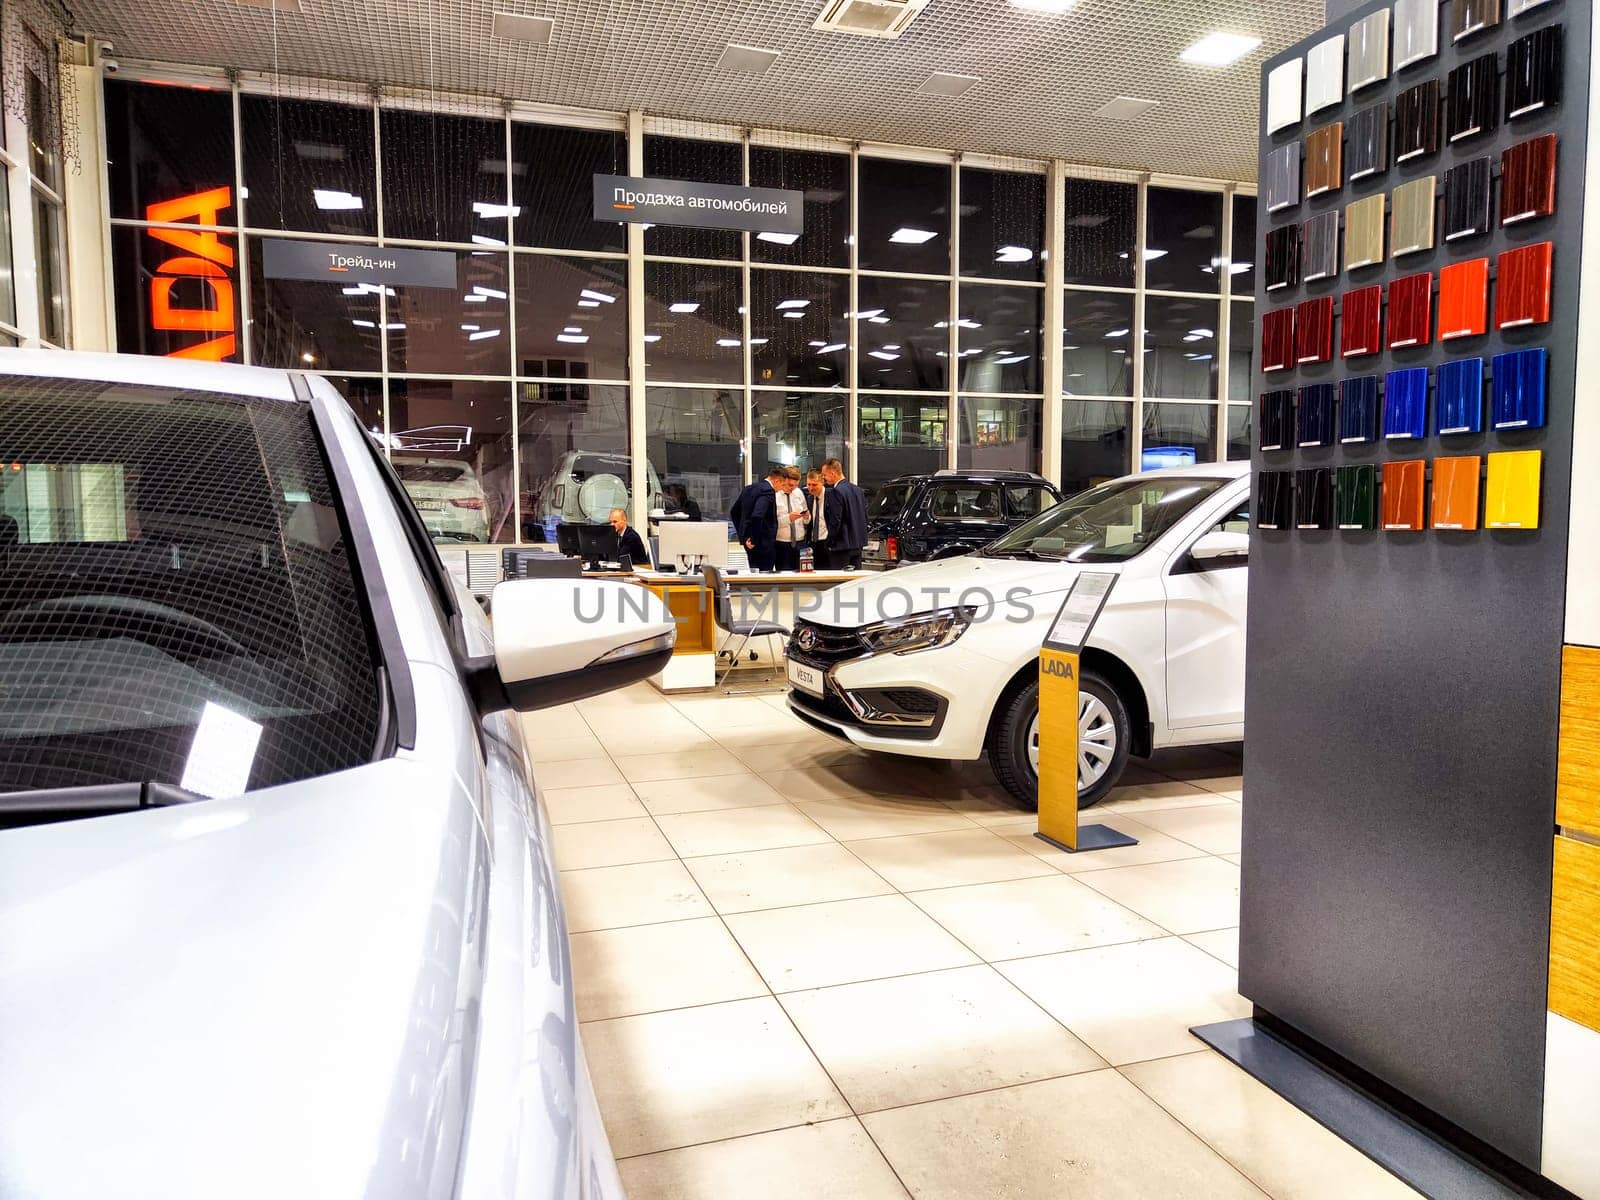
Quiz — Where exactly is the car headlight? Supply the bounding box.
[859,608,971,655]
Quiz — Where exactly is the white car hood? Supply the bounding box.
[0,757,484,1200]
[800,554,1112,629]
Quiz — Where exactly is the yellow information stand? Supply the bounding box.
[1036,573,1140,854]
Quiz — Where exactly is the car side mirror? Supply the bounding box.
[1189,530,1251,563]
[467,579,676,714]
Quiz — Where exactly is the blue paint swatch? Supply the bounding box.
[1436,357,1485,435]
[1297,383,1338,447]
[1491,347,1548,431]
[1340,376,1380,444]
[1383,367,1430,441]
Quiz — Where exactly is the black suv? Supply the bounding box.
[863,469,1063,568]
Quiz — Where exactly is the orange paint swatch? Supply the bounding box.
[1381,459,1427,531]
[1431,455,1482,530]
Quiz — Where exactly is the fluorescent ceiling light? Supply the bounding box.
[776,299,810,310]
[818,343,847,353]
[562,326,582,334]
[868,316,891,325]
[883,344,901,351]
[471,201,522,219]
[868,350,900,361]
[468,329,502,341]
[670,302,700,313]
[1118,248,1168,262]
[809,340,827,348]
[890,227,938,244]
[580,289,617,303]
[757,231,800,246]
[1106,328,1129,337]
[471,234,507,247]
[556,333,589,344]
[995,354,1029,364]
[717,338,742,347]
[1180,31,1263,67]
[461,324,480,331]
[750,338,769,345]
[471,286,508,299]
[784,312,806,319]
[857,308,885,319]
[1189,327,1215,338]
[464,295,488,304]
[642,334,662,343]
[351,319,376,328]
[995,245,1034,263]
[313,189,363,211]
[384,322,406,331]
[577,300,601,308]
[957,318,982,329]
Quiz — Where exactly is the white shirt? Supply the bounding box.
[776,487,808,542]
[809,489,828,542]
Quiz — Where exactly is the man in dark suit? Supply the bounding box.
[821,458,868,570]
[804,469,842,569]
[608,508,648,567]
[731,467,786,571]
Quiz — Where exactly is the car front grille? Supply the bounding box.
[788,618,868,668]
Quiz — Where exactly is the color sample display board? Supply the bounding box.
[1242,0,1588,1179]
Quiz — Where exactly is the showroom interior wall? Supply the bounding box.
[86,62,1257,541]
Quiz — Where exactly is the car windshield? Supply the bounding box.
[868,483,914,520]
[395,462,471,485]
[0,376,384,796]
[984,475,1226,563]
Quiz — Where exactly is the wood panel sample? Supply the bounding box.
[1502,134,1558,226]
[1388,271,1434,349]
[1345,194,1385,271]
[1305,123,1345,198]
[1395,78,1441,163]
[1443,157,1493,242]
[1446,52,1500,144]
[1392,176,1437,257]
[1296,295,1334,364]
[1550,835,1600,1036]
[1348,101,1389,181]
[1348,7,1391,91]
[1341,285,1383,358]
[1506,24,1564,122]
[1495,241,1554,330]
[1262,306,1296,373]
[1557,645,1600,839]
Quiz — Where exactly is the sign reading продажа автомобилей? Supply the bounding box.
[592,174,805,235]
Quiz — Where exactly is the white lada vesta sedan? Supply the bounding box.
[786,461,1251,808]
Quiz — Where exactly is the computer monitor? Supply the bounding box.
[576,524,621,566]
[657,520,729,573]
[557,522,612,558]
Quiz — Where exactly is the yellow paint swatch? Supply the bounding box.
[1485,450,1542,530]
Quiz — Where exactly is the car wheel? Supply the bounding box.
[987,670,1131,811]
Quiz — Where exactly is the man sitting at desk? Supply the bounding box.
[608,508,648,567]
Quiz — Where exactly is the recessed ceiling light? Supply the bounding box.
[580,289,616,303]
[717,43,781,73]
[491,12,553,44]
[670,302,700,314]
[313,189,363,211]
[776,299,811,309]
[643,334,662,343]
[757,231,800,246]
[918,72,980,98]
[1093,96,1160,121]
[890,227,938,244]
[1180,31,1262,67]
[995,246,1035,263]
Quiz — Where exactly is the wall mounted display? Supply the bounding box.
[1491,346,1548,429]
[1262,306,1296,372]
[1336,463,1378,529]
[1340,375,1381,442]
[1446,53,1501,143]
[1265,143,1302,213]
[1501,134,1558,225]
[1439,258,1490,340]
[1259,470,1295,530]
[1341,285,1383,358]
[1505,25,1564,121]
[1388,272,1434,349]
[1298,383,1338,446]
[1348,8,1392,91]
[1395,79,1442,162]
[1437,356,1486,434]
[1495,241,1554,329]
[1296,467,1336,529]
[1506,0,1556,14]
[1452,0,1501,43]
[1393,0,1441,70]
[1443,157,1494,241]
[1484,449,1542,529]
[1432,455,1483,530]
[1305,124,1345,198]
[1268,59,1306,133]
[1344,195,1385,270]
[1260,388,1296,451]
[1297,296,1335,364]
[1380,459,1427,530]
[1266,224,1302,292]
[1307,35,1347,114]
[1305,210,1341,280]
[1391,176,1437,256]
[1347,102,1391,181]
[1384,366,1430,438]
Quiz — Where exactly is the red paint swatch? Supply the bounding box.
[1439,258,1490,340]
[1495,242,1553,329]
[1381,459,1427,531]
[1262,306,1296,372]
[1341,285,1383,358]
[1501,134,1557,225]
[1296,296,1334,364]
[1387,271,1434,349]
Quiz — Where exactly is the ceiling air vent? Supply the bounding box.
[1093,95,1160,121]
[814,0,931,39]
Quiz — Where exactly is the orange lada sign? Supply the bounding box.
[144,186,237,361]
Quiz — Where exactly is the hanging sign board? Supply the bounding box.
[261,238,458,289]
[593,174,805,235]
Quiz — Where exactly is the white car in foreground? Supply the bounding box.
[787,461,1251,807]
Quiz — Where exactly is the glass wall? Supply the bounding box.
[102,75,1255,542]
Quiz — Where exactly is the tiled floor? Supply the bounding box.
[527,683,1421,1200]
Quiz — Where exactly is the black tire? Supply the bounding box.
[986,669,1132,811]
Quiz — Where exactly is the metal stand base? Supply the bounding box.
[1034,824,1140,854]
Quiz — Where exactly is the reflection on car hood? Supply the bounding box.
[803,555,1113,629]
[0,756,485,1199]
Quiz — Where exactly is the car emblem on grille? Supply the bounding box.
[795,627,818,652]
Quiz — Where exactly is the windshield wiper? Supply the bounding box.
[983,547,1059,562]
[0,780,208,825]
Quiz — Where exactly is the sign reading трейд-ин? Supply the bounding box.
[593,174,804,235]
[261,238,458,289]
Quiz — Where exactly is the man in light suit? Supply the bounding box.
[821,458,868,570]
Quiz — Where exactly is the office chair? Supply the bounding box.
[703,563,789,691]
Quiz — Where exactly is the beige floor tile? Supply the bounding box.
[529,734,608,764]
[560,860,712,932]
[926,783,1037,826]
[1123,1053,1422,1200]
[537,757,624,790]
[726,894,978,992]
[991,814,1213,874]
[541,783,646,826]
[671,694,793,728]
[1185,927,1241,969]
[633,772,791,816]
[795,794,974,841]
[712,722,832,749]
[844,827,1057,892]
[655,804,832,857]
[601,724,723,757]
[998,937,1250,1066]
[582,997,849,1158]
[1099,779,1235,815]
[862,1071,1267,1200]
[520,705,591,740]
[553,816,675,871]
[1130,802,1244,856]
[617,1117,909,1200]
[614,747,748,783]
[1223,853,1243,866]
[570,917,767,1021]
[763,760,933,801]
[725,738,865,773]
[909,874,1165,961]
[780,965,1104,1112]
[1075,856,1241,935]
[684,843,894,915]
